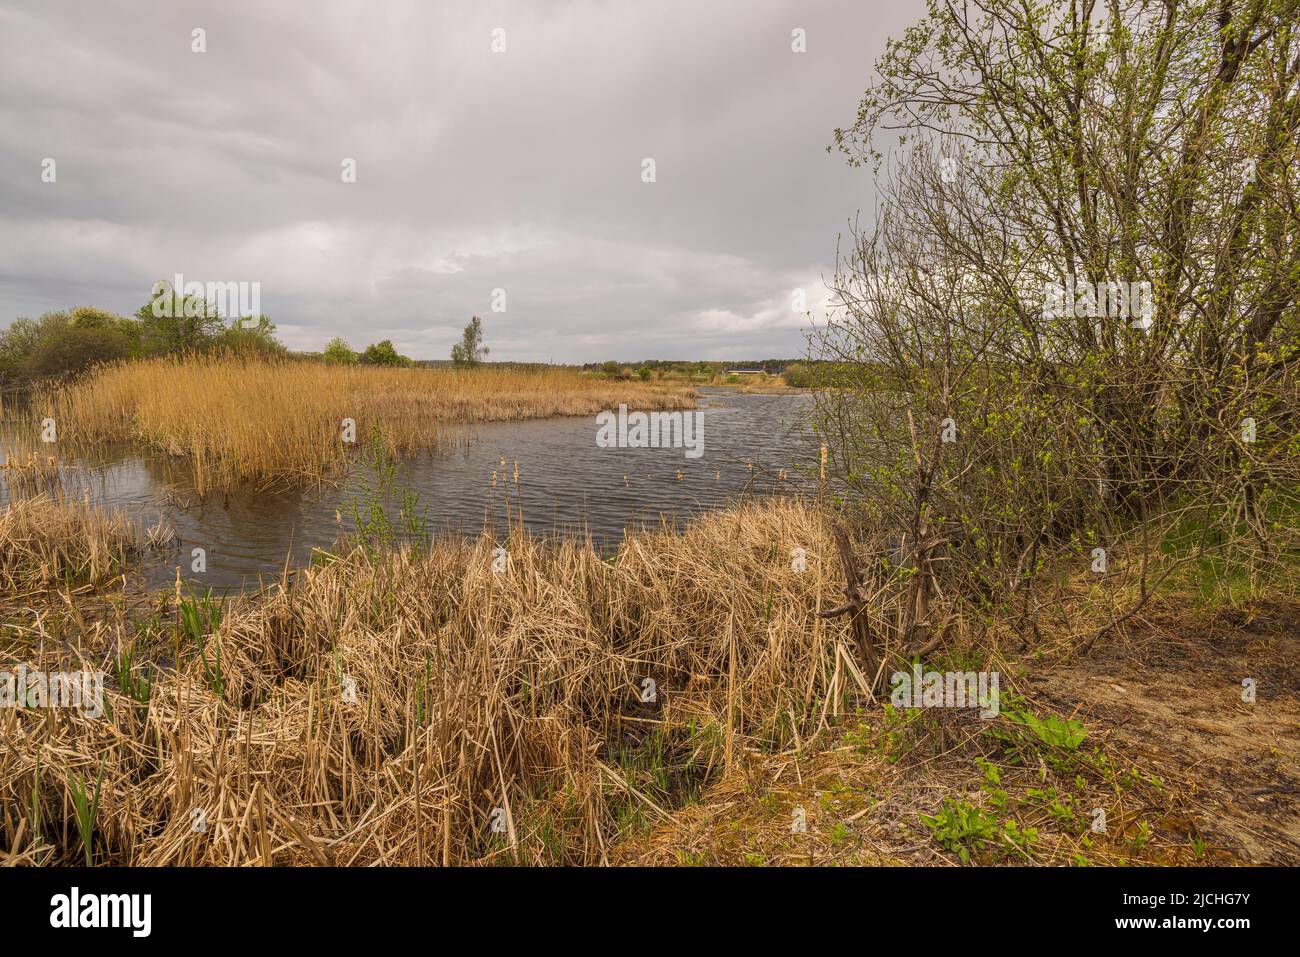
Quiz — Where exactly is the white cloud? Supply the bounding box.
[0,0,924,360]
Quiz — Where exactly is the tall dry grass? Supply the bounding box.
[32,355,695,494]
[0,499,877,866]
[0,494,140,593]
[0,452,64,500]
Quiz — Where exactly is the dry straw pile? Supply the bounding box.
[0,494,139,594]
[1,499,874,866]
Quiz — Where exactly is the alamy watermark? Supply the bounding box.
[50,887,151,937]
[595,404,704,459]
[1,666,104,719]
[150,273,260,319]
[890,665,1000,718]
[1042,278,1153,329]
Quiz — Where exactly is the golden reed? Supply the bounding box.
[30,354,695,494]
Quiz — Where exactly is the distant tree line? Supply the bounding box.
[576,358,852,387]
[583,359,795,375]
[324,316,486,368]
[0,294,470,388]
[0,293,282,391]
[320,337,412,367]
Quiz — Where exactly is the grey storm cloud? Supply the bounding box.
[0,0,924,361]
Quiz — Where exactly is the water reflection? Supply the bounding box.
[2,390,816,590]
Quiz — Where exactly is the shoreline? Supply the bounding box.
[3,495,1295,866]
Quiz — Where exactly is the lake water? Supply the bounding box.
[2,390,816,590]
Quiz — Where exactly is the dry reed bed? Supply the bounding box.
[0,453,64,500]
[1,499,869,866]
[0,494,140,593]
[31,356,696,493]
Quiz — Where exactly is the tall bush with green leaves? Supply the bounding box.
[815,0,1300,637]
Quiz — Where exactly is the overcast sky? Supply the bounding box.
[0,0,923,362]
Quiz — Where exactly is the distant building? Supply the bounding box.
[725,369,764,375]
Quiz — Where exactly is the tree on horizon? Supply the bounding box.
[450,316,489,368]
